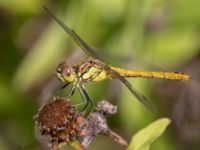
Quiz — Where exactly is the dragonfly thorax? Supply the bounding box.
[56,61,76,83]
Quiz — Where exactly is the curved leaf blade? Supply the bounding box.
[127,118,171,150]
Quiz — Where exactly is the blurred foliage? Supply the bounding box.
[0,0,200,150]
[127,118,170,150]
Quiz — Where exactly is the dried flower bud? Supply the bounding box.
[34,97,85,149]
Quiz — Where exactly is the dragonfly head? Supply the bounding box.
[56,61,75,83]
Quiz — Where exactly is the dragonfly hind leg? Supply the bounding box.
[77,83,94,115]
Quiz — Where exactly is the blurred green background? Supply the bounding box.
[0,0,200,149]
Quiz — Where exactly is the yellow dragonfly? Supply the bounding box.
[44,7,190,112]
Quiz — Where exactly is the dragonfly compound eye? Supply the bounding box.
[56,61,71,76]
[61,65,71,77]
[56,61,66,73]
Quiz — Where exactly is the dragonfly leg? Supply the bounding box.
[52,82,70,97]
[72,102,85,107]
[67,83,75,97]
[81,84,94,113]
[61,82,70,89]
[77,84,89,110]
[77,83,94,115]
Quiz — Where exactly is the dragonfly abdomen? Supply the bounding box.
[111,67,190,80]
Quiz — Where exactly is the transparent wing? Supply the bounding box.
[44,6,155,112]
[114,74,156,112]
[43,6,102,60]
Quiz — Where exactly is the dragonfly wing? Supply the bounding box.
[117,75,155,112]
[44,6,102,61]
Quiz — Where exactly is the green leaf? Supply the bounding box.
[127,118,171,150]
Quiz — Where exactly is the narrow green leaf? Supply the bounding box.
[127,118,171,150]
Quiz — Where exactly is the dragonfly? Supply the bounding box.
[44,6,190,112]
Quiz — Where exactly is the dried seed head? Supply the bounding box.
[34,97,85,148]
[95,100,117,116]
[81,100,128,148]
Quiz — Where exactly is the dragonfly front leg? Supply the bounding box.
[52,82,70,97]
[56,82,75,97]
[77,83,94,114]
[61,82,70,89]
[67,83,75,97]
